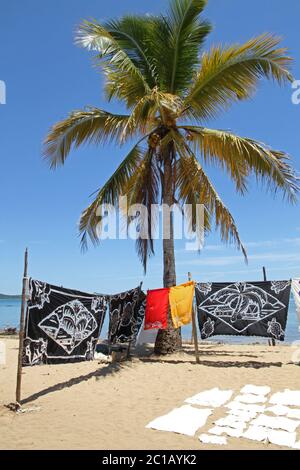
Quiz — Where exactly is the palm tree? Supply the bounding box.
[44,0,298,354]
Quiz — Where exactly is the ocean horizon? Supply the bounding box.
[1,296,299,345]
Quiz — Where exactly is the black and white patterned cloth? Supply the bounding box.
[23,279,107,366]
[108,286,146,344]
[195,281,291,341]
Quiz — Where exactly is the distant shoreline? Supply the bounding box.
[0,294,21,299]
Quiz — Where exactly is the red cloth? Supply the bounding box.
[144,288,170,330]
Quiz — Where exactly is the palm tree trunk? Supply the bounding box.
[154,145,182,354]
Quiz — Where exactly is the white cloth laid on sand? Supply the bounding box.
[243,426,297,448]
[226,401,266,413]
[240,385,271,396]
[250,414,300,433]
[185,388,233,408]
[243,425,269,442]
[214,416,247,431]
[234,394,267,404]
[227,409,257,421]
[269,389,300,407]
[199,434,227,445]
[208,426,243,438]
[266,405,300,420]
[146,405,212,437]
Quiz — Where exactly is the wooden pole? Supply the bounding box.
[189,280,195,345]
[190,320,195,345]
[188,272,200,364]
[263,266,276,347]
[263,266,267,282]
[15,248,28,408]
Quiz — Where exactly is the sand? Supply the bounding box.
[0,337,300,450]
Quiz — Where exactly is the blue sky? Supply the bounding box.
[0,0,299,295]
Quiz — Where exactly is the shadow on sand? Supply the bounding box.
[20,345,285,405]
[138,356,283,368]
[21,361,129,405]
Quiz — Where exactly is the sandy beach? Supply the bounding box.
[0,337,300,450]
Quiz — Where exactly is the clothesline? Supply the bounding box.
[14,248,300,409]
[22,276,299,369]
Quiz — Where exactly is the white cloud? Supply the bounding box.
[202,244,224,251]
[175,244,223,254]
[176,237,300,255]
[244,237,300,249]
[176,251,300,268]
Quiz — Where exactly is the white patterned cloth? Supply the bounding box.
[146,405,212,437]
[240,385,271,396]
[199,434,227,445]
[185,388,233,408]
[214,416,247,430]
[208,426,243,438]
[234,394,267,404]
[291,279,300,329]
[226,401,266,413]
[266,405,300,420]
[227,409,257,421]
[243,426,297,448]
[250,414,300,433]
[269,389,300,407]
[243,425,268,442]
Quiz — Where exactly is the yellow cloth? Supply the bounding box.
[169,281,195,329]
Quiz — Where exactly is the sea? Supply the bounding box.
[1,296,299,345]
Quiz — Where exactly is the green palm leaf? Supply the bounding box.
[79,143,144,249]
[44,108,132,168]
[172,129,248,259]
[154,0,212,94]
[76,18,155,107]
[126,148,160,271]
[179,125,299,202]
[44,0,298,275]
[183,34,293,120]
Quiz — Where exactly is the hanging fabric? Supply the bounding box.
[169,281,195,328]
[23,279,107,366]
[195,280,291,341]
[144,288,169,330]
[136,324,158,346]
[291,279,300,329]
[108,286,146,344]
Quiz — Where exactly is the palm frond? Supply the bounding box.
[166,0,212,93]
[104,69,150,108]
[125,148,160,272]
[171,129,247,260]
[179,125,299,202]
[79,143,144,250]
[44,108,132,168]
[141,1,211,95]
[175,160,211,239]
[76,18,156,107]
[123,88,184,136]
[182,34,293,120]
